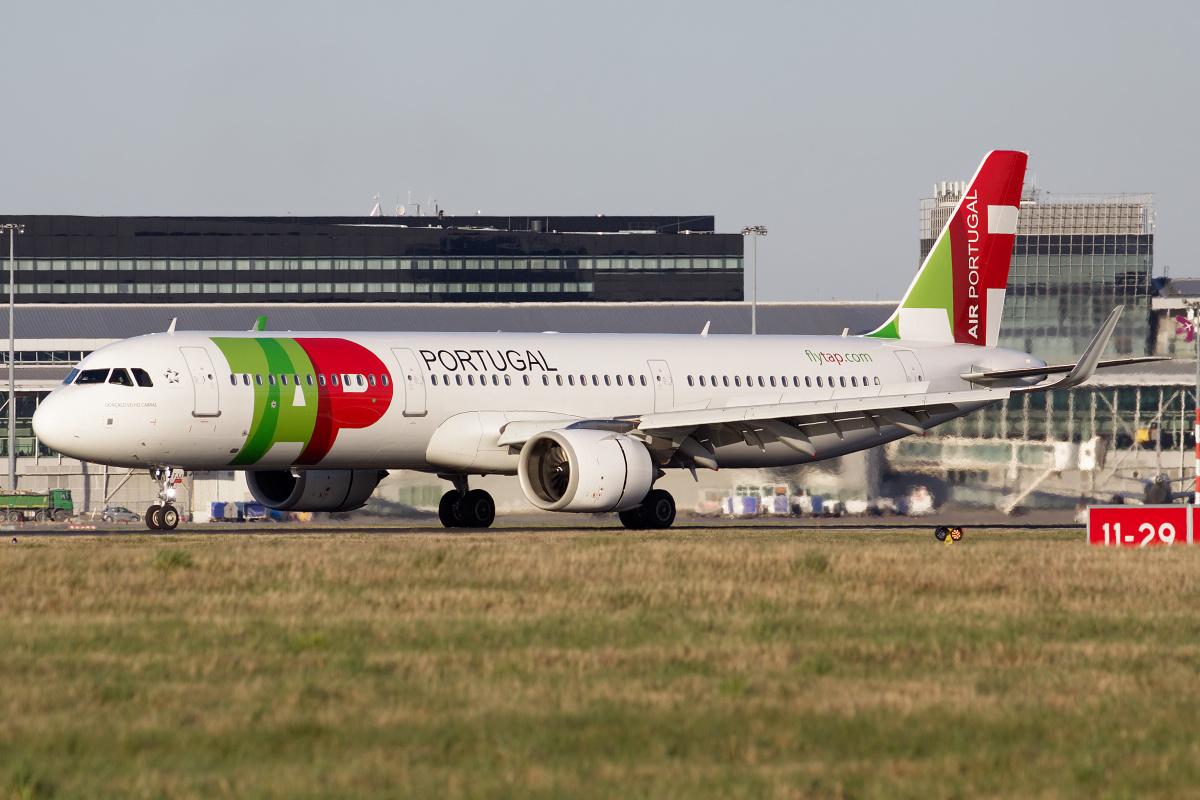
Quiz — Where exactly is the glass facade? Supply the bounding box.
[920,188,1154,360]
[0,215,744,304]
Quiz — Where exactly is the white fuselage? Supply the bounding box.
[31,330,1041,473]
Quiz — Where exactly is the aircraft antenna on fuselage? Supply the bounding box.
[167,318,176,335]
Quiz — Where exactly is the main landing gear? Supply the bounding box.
[437,474,495,529]
[934,525,964,543]
[145,467,182,531]
[619,488,676,530]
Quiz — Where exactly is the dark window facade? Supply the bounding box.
[0,215,744,304]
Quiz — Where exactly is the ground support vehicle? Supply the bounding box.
[0,489,74,522]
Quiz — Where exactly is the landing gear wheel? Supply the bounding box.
[619,508,645,530]
[146,505,162,531]
[934,526,949,542]
[159,506,180,531]
[438,491,465,528]
[459,490,495,529]
[639,489,676,529]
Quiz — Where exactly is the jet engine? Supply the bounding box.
[517,429,653,513]
[247,469,388,512]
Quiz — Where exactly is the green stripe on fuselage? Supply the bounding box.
[212,337,317,466]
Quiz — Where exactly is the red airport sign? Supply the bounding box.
[1087,506,1193,547]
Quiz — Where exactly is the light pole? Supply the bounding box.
[0,223,22,491]
[741,225,767,335]
[1188,304,1200,503]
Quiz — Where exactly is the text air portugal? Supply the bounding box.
[949,152,1027,346]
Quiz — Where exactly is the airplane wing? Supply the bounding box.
[621,386,1013,467]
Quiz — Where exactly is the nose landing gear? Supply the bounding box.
[145,468,183,531]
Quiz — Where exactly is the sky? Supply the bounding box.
[2,1,1197,302]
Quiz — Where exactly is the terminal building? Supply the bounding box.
[1,189,1192,520]
[0,214,743,305]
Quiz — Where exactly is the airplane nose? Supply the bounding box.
[32,390,82,459]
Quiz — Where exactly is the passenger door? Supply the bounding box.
[647,359,673,412]
[179,346,220,417]
[894,350,925,383]
[391,347,428,417]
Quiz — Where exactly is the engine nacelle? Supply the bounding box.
[517,429,653,513]
[246,469,388,512]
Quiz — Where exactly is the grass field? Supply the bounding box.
[3,525,1200,799]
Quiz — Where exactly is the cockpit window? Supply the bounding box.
[131,368,154,387]
[109,368,134,387]
[75,368,110,385]
[63,368,80,385]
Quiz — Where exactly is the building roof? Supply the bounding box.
[12,301,894,340]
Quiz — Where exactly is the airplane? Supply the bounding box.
[30,150,1164,531]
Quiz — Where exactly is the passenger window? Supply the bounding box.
[616,375,623,386]
[131,368,154,387]
[746,376,753,386]
[280,374,288,386]
[63,368,80,385]
[828,376,834,386]
[723,376,729,387]
[816,377,823,387]
[368,374,376,386]
[455,375,463,386]
[109,368,134,387]
[851,377,858,387]
[268,374,276,386]
[688,376,694,386]
[769,376,776,387]
[568,375,575,386]
[863,375,869,385]
[318,374,326,386]
[557,375,563,386]
[331,375,340,387]
[628,375,635,386]
[840,377,846,387]
[592,375,598,385]
[711,375,717,386]
[806,377,812,387]
[604,375,611,386]
[468,375,475,386]
[255,374,263,386]
[640,376,647,386]
[381,374,389,386]
[874,377,880,385]
[757,376,764,387]
[792,376,799,387]
[294,374,301,385]
[229,374,237,386]
[357,375,364,387]
[431,375,438,386]
[76,368,110,385]
[734,376,742,387]
[505,375,512,386]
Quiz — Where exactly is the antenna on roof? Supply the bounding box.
[700,321,711,337]
[167,318,177,335]
[250,315,266,332]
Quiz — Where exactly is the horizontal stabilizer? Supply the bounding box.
[962,356,1170,385]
